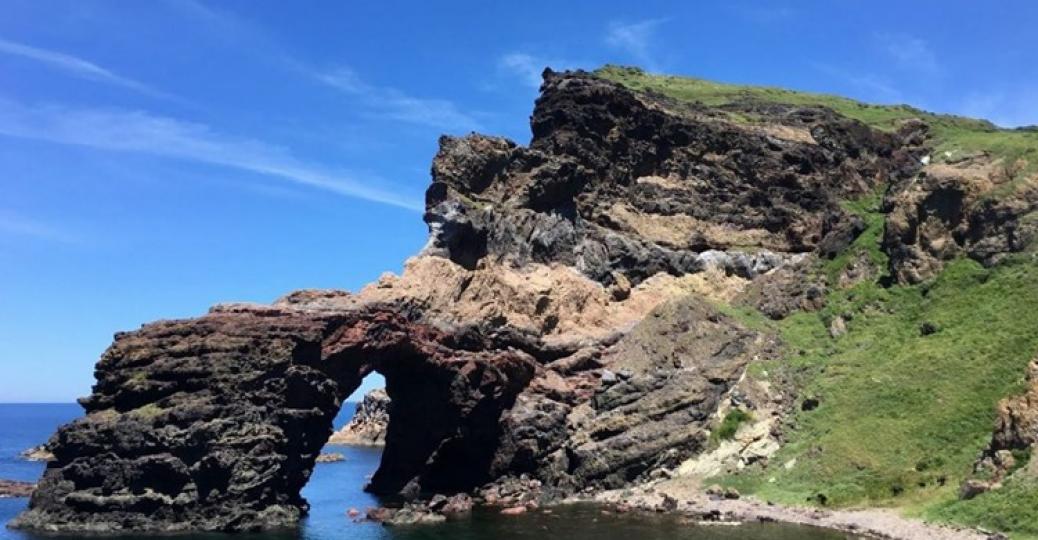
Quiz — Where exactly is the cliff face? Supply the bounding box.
[12,69,1037,533]
[424,71,918,285]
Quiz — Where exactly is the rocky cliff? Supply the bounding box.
[12,67,1038,534]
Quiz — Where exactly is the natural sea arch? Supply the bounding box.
[11,305,535,533]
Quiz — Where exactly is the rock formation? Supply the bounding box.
[0,480,35,499]
[20,445,55,463]
[883,154,1038,284]
[12,69,1036,533]
[328,388,389,446]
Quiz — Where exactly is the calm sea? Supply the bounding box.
[0,403,853,540]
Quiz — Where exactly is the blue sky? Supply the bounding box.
[1,1,1036,403]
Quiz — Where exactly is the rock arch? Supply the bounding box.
[11,304,535,533]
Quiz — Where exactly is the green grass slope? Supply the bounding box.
[592,66,1038,536]
[596,65,1038,177]
[729,202,1038,536]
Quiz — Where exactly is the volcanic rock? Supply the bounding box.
[328,388,389,446]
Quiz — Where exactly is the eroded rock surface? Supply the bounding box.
[12,306,536,532]
[0,480,35,499]
[884,157,1038,283]
[328,388,389,446]
[424,70,917,286]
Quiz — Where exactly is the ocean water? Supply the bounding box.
[0,404,854,540]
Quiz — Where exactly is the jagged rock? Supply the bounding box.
[959,479,995,500]
[20,445,55,463]
[735,257,826,319]
[367,503,447,526]
[0,480,35,498]
[315,453,345,463]
[883,161,1038,284]
[11,306,536,533]
[328,388,389,446]
[966,359,1038,492]
[489,295,778,492]
[425,70,916,286]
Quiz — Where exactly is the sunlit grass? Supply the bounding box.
[595,65,1038,178]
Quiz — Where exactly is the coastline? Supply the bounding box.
[580,480,995,540]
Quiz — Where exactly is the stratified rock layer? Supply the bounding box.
[14,69,1033,533]
[0,480,35,499]
[12,306,536,532]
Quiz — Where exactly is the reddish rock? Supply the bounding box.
[0,480,34,498]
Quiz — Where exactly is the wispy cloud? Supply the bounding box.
[812,62,904,104]
[313,67,481,133]
[958,88,1038,128]
[0,98,422,211]
[497,53,591,89]
[166,3,479,133]
[877,33,941,75]
[605,18,668,71]
[499,53,549,89]
[0,212,79,244]
[0,37,178,101]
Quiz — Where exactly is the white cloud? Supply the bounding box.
[0,98,423,211]
[499,53,549,88]
[605,18,668,71]
[0,212,79,244]
[164,4,479,132]
[0,37,178,101]
[313,67,481,133]
[878,33,940,75]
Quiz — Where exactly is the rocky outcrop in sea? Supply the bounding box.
[328,388,389,446]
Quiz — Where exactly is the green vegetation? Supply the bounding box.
[930,477,1038,538]
[717,244,1038,534]
[712,409,753,443]
[820,188,888,284]
[707,194,1038,535]
[130,403,164,419]
[594,64,1038,535]
[595,65,1038,176]
[733,256,1038,504]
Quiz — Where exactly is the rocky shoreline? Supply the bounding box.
[587,482,996,540]
[0,480,35,499]
[362,481,996,540]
